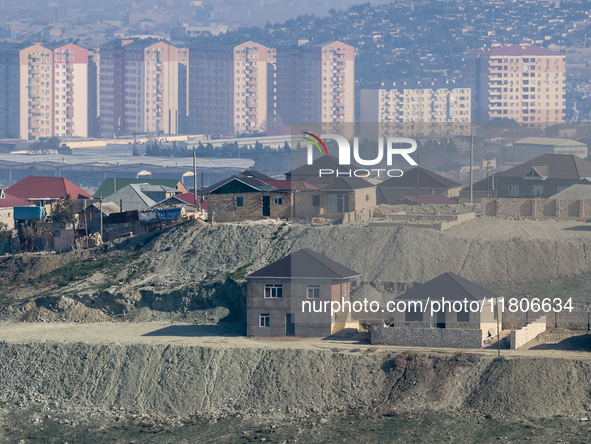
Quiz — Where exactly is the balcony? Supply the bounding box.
[67,75,74,80]
[157,88,164,93]
[156,112,163,117]
[66,68,74,73]
[66,98,74,103]
[246,80,257,86]
[156,64,163,71]
[247,103,258,108]
[67,106,74,111]
[66,113,74,118]
[66,129,74,134]
[66,121,74,126]
[67,83,74,88]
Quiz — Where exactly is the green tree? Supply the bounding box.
[51,195,77,227]
[0,222,12,243]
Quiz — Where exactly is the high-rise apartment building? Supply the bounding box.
[87,48,100,138]
[188,41,274,136]
[276,40,355,126]
[0,42,88,140]
[464,42,565,123]
[99,39,188,137]
[360,81,471,123]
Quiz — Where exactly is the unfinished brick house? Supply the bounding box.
[247,248,360,337]
[371,272,502,348]
[293,177,376,220]
[205,170,316,222]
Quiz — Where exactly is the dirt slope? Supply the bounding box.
[3,218,591,322]
[0,341,590,420]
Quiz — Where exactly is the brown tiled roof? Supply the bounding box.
[248,248,360,279]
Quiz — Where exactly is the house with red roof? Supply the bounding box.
[6,176,92,205]
[0,189,34,229]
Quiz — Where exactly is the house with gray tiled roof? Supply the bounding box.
[247,249,360,337]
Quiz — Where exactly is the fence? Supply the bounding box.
[481,198,591,220]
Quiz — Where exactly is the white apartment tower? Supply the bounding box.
[188,41,274,136]
[360,81,471,123]
[464,42,566,123]
[99,39,188,137]
[0,42,89,140]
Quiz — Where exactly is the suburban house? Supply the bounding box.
[285,155,364,189]
[103,183,181,212]
[173,192,208,212]
[247,248,360,337]
[550,178,591,199]
[475,154,591,199]
[392,272,500,333]
[293,177,376,220]
[506,137,588,162]
[371,272,502,348]
[78,202,121,233]
[378,167,462,198]
[94,178,188,198]
[206,170,317,223]
[6,176,92,205]
[0,189,34,229]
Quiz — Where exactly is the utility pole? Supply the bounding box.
[84,200,89,249]
[193,150,197,209]
[201,171,204,212]
[496,297,501,358]
[470,134,474,204]
[486,162,490,197]
[99,195,103,242]
[415,154,419,206]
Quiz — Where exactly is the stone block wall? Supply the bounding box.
[370,322,483,348]
[208,192,291,223]
[481,198,591,220]
[509,316,546,349]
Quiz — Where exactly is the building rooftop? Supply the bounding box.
[6,176,92,200]
[495,154,591,180]
[380,167,462,189]
[465,44,561,57]
[248,248,360,279]
[395,272,499,302]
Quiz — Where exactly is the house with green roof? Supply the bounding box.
[94,178,187,198]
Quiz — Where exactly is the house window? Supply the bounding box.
[366,194,371,201]
[312,195,320,206]
[508,184,519,197]
[532,185,543,197]
[260,313,270,327]
[405,309,423,322]
[307,285,320,299]
[341,282,348,297]
[236,196,243,207]
[273,197,283,205]
[264,284,282,298]
[457,310,470,322]
[328,194,350,213]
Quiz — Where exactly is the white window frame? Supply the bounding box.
[328,194,350,214]
[307,285,320,299]
[508,184,519,197]
[273,197,283,205]
[264,284,282,298]
[260,313,270,327]
[532,184,543,197]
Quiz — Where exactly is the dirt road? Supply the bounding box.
[1,321,590,360]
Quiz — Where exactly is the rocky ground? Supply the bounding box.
[2,210,591,442]
[3,213,591,324]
